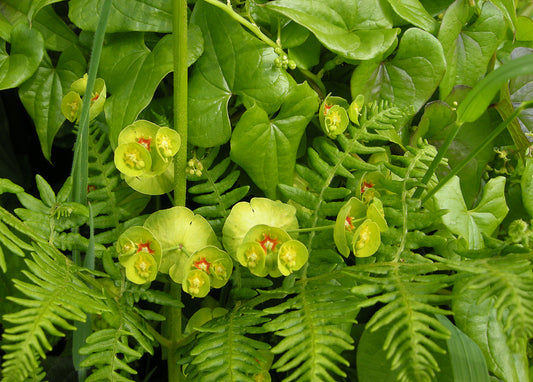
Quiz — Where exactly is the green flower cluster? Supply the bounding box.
[116,206,232,298]
[319,94,364,139]
[334,195,388,258]
[222,198,308,277]
[114,120,181,195]
[61,74,106,123]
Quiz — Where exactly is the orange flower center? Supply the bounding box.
[137,137,152,151]
[258,234,280,252]
[193,257,211,274]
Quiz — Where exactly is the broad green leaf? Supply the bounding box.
[456,49,533,124]
[19,45,86,161]
[288,33,321,70]
[350,28,446,114]
[438,0,506,98]
[188,1,291,147]
[103,28,203,147]
[453,279,529,382]
[2,0,78,51]
[387,0,438,33]
[436,314,491,382]
[516,17,533,41]
[0,22,44,90]
[27,0,64,22]
[69,0,172,32]
[509,48,533,144]
[0,12,10,42]
[491,0,518,32]
[230,82,318,198]
[357,323,454,382]
[433,176,508,250]
[265,0,399,61]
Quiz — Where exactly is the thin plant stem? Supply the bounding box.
[202,0,278,49]
[69,1,112,380]
[168,0,188,380]
[412,121,462,199]
[422,100,533,203]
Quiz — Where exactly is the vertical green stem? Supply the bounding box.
[168,0,188,380]
[70,1,112,380]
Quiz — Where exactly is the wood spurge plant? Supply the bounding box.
[1,0,533,381]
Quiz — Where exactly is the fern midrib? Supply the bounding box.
[109,304,127,382]
[305,136,367,274]
[301,287,319,381]
[393,265,426,379]
[489,268,532,339]
[89,130,120,228]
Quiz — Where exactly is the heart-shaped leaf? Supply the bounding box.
[230,82,318,198]
[2,0,78,51]
[351,27,446,114]
[433,176,508,250]
[69,0,172,32]
[387,0,438,33]
[188,1,292,147]
[438,0,506,98]
[19,45,86,161]
[265,0,399,61]
[102,28,203,146]
[0,22,44,90]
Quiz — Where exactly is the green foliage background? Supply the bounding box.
[1,0,533,381]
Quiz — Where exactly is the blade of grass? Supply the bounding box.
[422,100,533,203]
[69,1,112,380]
[168,0,188,381]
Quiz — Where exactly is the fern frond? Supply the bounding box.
[1,243,109,382]
[345,262,453,382]
[181,305,270,381]
[79,304,155,382]
[263,280,362,382]
[435,253,533,350]
[87,125,150,243]
[188,147,250,234]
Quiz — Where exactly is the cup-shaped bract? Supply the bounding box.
[277,240,308,276]
[236,241,267,277]
[156,127,181,161]
[89,78,106,121]
[183,269,211,298]
[62,75,106,122]
[366,198,388,232]
[118,120,174,176]
[352,219,381,258]
[117,226,162,284]
[319,95,350,139]
[143,206,221,283]
[348,94,365,125]
[334,197,367,257]
[222,198,299,258]
[237,225,295,277]
[70,73,88,95]
[185,246,233,289]
[114,142,152,177]
[61,91,82,122]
